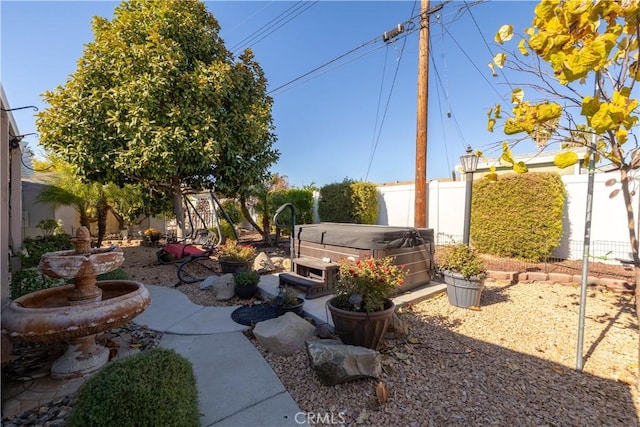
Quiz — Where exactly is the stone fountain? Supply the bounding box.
[1,226,151,378]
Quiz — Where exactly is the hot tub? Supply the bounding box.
[295,223,434,292]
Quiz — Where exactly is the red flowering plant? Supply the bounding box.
[333,256,407,312]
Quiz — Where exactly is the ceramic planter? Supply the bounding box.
[442,271,485,308]
[272,297,304,317]
[327,297,395,350]
[235,283,258,299]
[220,260,248,274]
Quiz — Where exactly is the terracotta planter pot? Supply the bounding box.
[442,271,485,308]
[327,297,395,350]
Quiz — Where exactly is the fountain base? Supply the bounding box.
[51,335,110,379]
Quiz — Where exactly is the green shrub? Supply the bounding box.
[36,219,62,237]
[350,181,378,224]
[234,270,260,286]
[270,188,315,229]
[212,218,236,242]
[219,199,242,225]
[472,172,565,261]
[438,243,486,279]
[10,268,62,299]
[20,234,73,268]
[318,179,378,224]
[318,180,356,223]
[97,268,129,281]
[68,348,199,427]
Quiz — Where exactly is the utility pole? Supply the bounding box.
[414,1,445,229]
[414,0,430,229]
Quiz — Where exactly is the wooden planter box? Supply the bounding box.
[294,223,434,292]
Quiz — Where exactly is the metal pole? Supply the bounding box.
[576,72,599,371]
[462,171,473,245]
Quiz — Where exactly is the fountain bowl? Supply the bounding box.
[1,280,151,344]
[38,245,124,279]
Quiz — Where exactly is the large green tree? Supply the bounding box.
[36,0,278,236]
[489,0,638,381]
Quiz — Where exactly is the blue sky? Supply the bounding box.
[1,0,538,187]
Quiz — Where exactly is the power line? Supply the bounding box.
[462,0,513,92]
[267,36,381,95]
[230,2,318,54]
[268,42,390,96]
[247,1,318,51]
[365,36,410,180]
[267,2,463,97]
[267,15,424,96]
[230,2,303,52]
[440,24,509,105]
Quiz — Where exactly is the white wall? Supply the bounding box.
[376,174,634,261]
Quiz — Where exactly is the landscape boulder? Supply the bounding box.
[212,273,235,301]
[253,312,315,355]
[199,275,217,290]
[306,340,381,385]
[253,252,276,273]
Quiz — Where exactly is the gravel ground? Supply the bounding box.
[5,243,637,425]
[121,244,640,426]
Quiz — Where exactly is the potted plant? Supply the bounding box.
[233,270,260,299]
[144,228,162,245]
[327,256,406,349]
[271,285,304,317]
[438,243,487,308]
[218,240,257,273]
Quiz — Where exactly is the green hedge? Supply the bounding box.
[318,179,378,224]
[270,188,315,227]
[68,348,199,427]
[472,172,565,261]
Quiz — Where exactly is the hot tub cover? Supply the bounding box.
[296,223,433,250]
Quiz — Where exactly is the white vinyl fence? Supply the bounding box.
[375,174,633,263]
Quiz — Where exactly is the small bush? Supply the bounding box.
[20,234,73,268]
[68,348,199,427]
[97,268,128,281]
[219,199,242,225]
[10,268,62,299]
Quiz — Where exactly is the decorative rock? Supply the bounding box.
[306,340,382,385]
[212,274,235,300]
[253,252,276,273]
[316,323,334,339]
[270,256,285,269]
[253,312,316,355]
[199,275,218,290]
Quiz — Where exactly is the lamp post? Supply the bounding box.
[460,145,479,245]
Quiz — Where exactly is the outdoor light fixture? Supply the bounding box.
[460,145,479,174]
[460,145,478,245]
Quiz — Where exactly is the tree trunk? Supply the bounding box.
[618,168,640,389]
[96,195,108,248]
[172,189,185,239]
[239,195,269,244]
